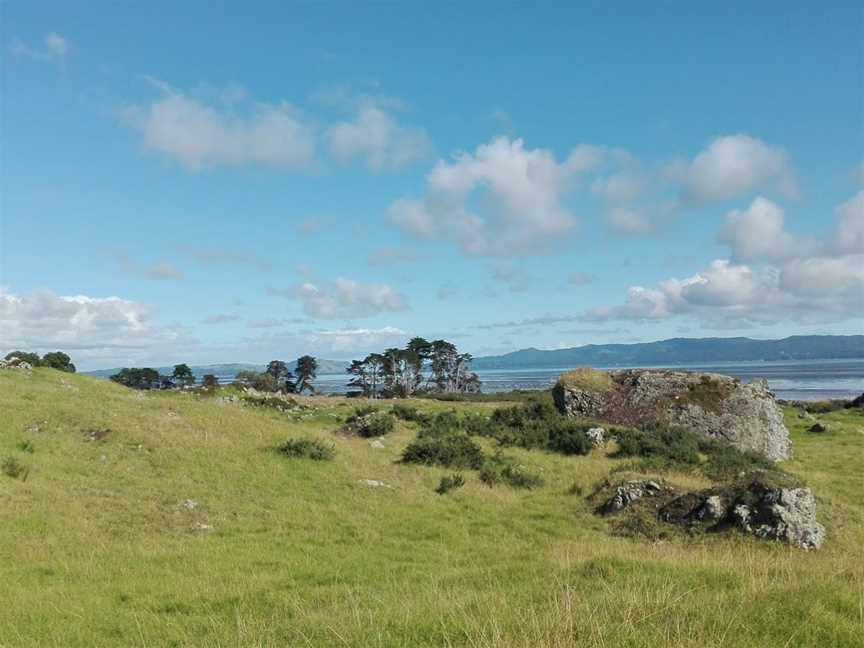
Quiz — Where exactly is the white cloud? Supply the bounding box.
[326,104,432,171]
[718,196,814,262]
[389,137,602,256]
[125,85,315,170]
[667,134,798,204]
[834,190,864,254]
[302,326,408,354]
[0,289,192,368]
[289,278,408,319]
[585,193,864,327]
[9,33,68,63]
[606,207,655,235]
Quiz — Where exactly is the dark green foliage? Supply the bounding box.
[110,367,161,390]
[401,431,485,469]
[2,456,28,480]
[295,355,317,394]
[696,437,775,481]
[3,351,41,366]
[477,400,593,456]
[277,437,335,461]
[171,364,195,387]
[202,374,219,388]
[390,403,430,423]
[435,473,465,495]
[16,440,34,454]
[479,453,543,489]
[347,405,378,420]
[613,425,701,465]
[417,389,551,403]
[242,395,302,412]
[41,351,76,373]
[356,412,396,438]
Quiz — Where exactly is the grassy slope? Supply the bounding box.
[1,369,862,648]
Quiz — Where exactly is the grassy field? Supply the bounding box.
[1,368,862,647]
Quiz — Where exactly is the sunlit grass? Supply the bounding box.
[1,368,862,646]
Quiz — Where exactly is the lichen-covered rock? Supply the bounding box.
[553,368,791,460]
[598,479,663,514]
[731,483,825,549]
[586,427,606,447]
[0,357,33,371]
[808,422,828,433]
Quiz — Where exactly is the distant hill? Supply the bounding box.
[472,335,864,370]
[84,358,349,381]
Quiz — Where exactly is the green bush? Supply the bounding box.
[696,437,775,481]
[390,403,430,423]
[277,437,335,461]
[479,453,543,489]
[435,473,465,495]
[16,440,34,454]
[402,432,485,469]
[613,425,700,465]
[2,456,29,480]
[342,411,395,437]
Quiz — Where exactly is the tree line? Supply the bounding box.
[109,356,318,393]
[347,338,479,398]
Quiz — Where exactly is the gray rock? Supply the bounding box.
[553,368,791,460]
[742,487,825,550]
[586,427,606,447]
[0,357,33,371]
[368,439,386,449]
[808,422,828,433]
[358,479,387,488]
[182,499,198,510]
[696,495,726,523]
[600,479,663,513]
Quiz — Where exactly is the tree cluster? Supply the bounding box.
[233,356,318,394]
[4,350,76,373]
[110,363,203,390]
[347,338,480,398]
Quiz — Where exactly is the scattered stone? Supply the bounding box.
[797,409,816,421]
[84,428,111,442]
[554,369,791,460]
[808,422,828,434]
[0,357,33,371]
[599,479,663,514]
[368,439,386,449]
[695,495,726,523]
[218,395,239,404]
[730,484,825,549]
[358,479,387,488]
[182,499,198,510]
[193,522,213,531]
[586,427,606,447]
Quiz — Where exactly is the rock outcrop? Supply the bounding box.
[553,368,791,460]
[594,473,824,550]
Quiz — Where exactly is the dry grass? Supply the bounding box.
[0,368,861,647]
[556,367,614,393]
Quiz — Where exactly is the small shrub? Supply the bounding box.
[16,440,34,454]
[347,404,378,420]
[613,424,700,465]
[277,437,335,461]
[342,411,395,437]
[2,456,28,480]
[462,412,498,437]
[435,473,465,495]
[479,453,543,489]
[390,403,430,423]
[697,437,775,481]
[547,418,593,455]
[402,432,485,469]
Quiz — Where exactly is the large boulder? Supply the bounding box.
[553,368,791,460]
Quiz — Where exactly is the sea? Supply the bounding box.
[214,359,864,401]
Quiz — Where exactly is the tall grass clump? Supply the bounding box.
[479,452,543,489]
[2,456,29,480]
[434,473,465,495]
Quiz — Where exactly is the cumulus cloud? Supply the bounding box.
[326,104,432,171]
[389,137,603,256]
[585,193,864,327]
[667,134,798,204]
[606,207,656,235]
[718,196,815,262]
[0,289,192,368]
[9,33,68,63]
[278,278,409,319]
[301,326,408,354]
[124,84,316,170]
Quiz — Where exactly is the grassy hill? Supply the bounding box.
[1,368,862,647]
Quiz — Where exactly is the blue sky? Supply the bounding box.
[2,1,862,370]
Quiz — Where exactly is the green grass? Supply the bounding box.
[1,368,862,647]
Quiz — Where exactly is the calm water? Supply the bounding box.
[215,359,864,401]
